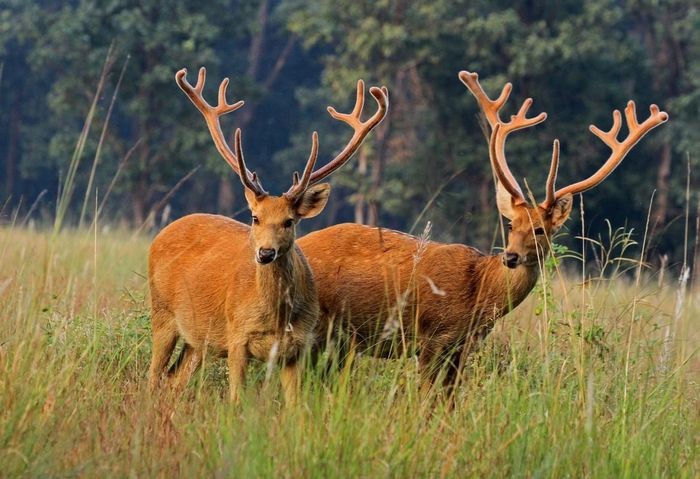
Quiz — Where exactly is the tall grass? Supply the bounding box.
[52,44,117,236]
[0,223,697,477]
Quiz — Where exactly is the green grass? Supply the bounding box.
[0,226,697,477]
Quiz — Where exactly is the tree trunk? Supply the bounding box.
[5,100,20,198]
[217,176,236,216]
[478,178,491,246]
[131,169,149,226]
[353,148,368,224]
[367,125,388,227]
[216,0,296,215]
[654,141,672,228]
[247,0,268,80]
[131,189,146,226]
[324,193,339,227]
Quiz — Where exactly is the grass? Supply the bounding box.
[0,225,698,478]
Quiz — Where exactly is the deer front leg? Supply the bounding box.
[171,344,203,391]
[280,361,300,406]
[227,343,248,403]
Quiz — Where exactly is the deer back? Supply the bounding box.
[299,223,539,351]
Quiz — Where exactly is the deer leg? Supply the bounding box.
[148,314,178,391]
[418,344,445,397]
[441,348,466,401]
[227,343,248,403]
[330,329,354,373]
[280,361,300,406]
[171,344,203,390]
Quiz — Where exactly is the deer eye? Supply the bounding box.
[507,223,513,231]
[252,216,259,225]
[283,218,294,228]
[534,227,545,235]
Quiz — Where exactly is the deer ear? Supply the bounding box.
[244,188,264,209]
[496,181,517,220]
[550,193,573,228]
[294,183,331,219]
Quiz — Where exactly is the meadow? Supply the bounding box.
[0,223,697,477]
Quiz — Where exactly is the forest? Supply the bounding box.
[1,2,699,476]
[0,0,698,269]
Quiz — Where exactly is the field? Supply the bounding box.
[0,225,698,477]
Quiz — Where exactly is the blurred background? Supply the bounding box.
[0,0,697,273]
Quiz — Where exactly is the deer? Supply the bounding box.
[148,67,388,403]
[298,70,668,389]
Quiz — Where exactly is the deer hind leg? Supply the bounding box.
[418,343,456,396]
[314,323,355,378]
[170,344,203,390]
[148,310,179,391]
[441,347,466,400]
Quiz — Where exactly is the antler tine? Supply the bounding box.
[542,139,560,208]
[589,109,623,146]
[459,70,512,129]
[195,67,206,92]
[233,128,266,196]
[490,99,547,206]
[352,80,365,119]
[285,132,319,199]
[490,124,527,203]
[462,70,547,206]
[176,67,206,107]
[175,67,245,176]
[505,98,548,133]
[326,80,367,129]
[554,101,669,199]
[304,80,389,185]
[217,78,244,115]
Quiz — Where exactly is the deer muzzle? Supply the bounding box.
[256,248,277,264]
[503,252,520,269]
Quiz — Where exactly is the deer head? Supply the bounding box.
[460,71,668,269]
[176,67,388,264]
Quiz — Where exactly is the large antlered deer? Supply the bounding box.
[298,70,668,387]
[148,67,388,403]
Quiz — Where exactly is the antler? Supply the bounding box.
[542,101,669,206]
[543,139,560,208]
[178,68,388,199]
[285,132,319,200]
[233,129,267,195]
[459,71,513,129]
[286,80,389,199]
[176,67,266,196]
[460,71,547,205]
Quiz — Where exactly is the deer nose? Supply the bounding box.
[257,248,277,264]
[503,252,519,269]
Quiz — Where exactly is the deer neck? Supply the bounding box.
[255,247,308,326]
[473,255,541,320]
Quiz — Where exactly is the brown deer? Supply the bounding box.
[298,70,668,387]
[148,67,388,403]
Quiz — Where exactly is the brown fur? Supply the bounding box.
[152,69,389,403]
[148,184,328,403]
[298,190,572,386]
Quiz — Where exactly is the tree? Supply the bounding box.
[0,0,697,269]
[625,1,699,244]
[284,0,662,249]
